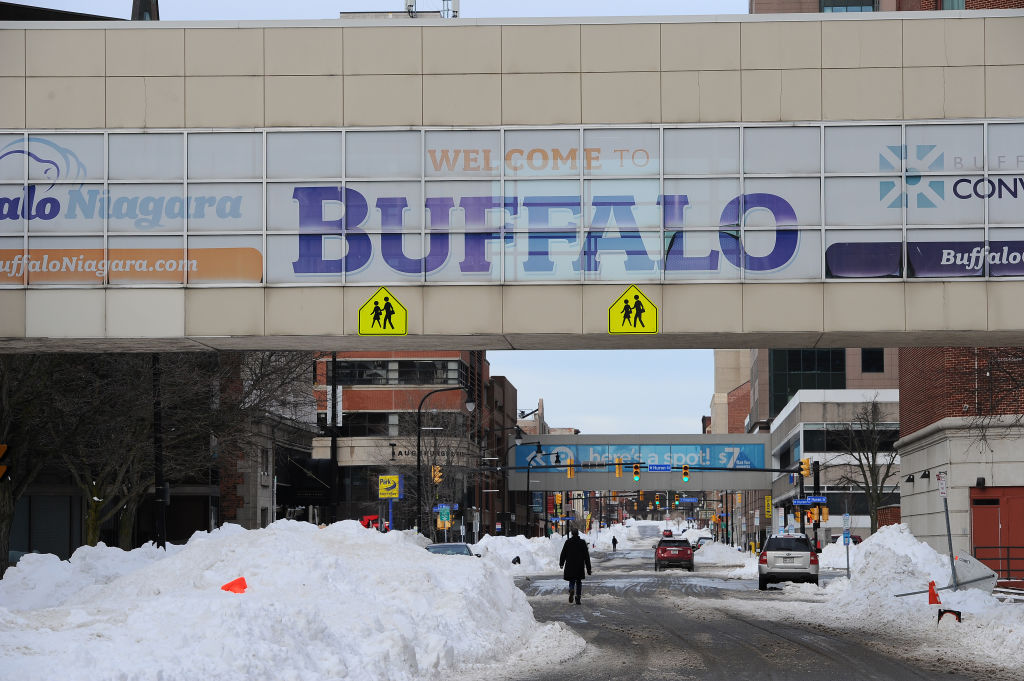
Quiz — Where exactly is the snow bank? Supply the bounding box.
[0,520,582,681]
[473,533,565,573]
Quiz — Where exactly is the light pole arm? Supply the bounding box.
[416,385,468,537]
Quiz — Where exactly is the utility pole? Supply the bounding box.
[812,460,821,550]
[329,352,338,523]
[798,474,806,535]
[152,354,166,549]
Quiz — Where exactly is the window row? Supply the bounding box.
[3,175,1023,235]
[1,123,1021,182]
[7,228,1024,284]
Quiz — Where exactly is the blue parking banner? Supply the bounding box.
[515,442,765,471]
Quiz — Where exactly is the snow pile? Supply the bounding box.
[0,520,582,681]
[473,533,565,573]
[694,541,752,567]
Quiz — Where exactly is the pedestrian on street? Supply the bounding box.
[612,536,618,552]
[559,527,592,605]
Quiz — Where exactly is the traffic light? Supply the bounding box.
[615,457,623,478]
[674,494,679,506]
[639,490,644,501]
[555,492,562,505]
[821,507,830,522]
[431,465,442,484]
[655,495,660,507]
[800,458,811,477]
[611,491,617,499]
[807,507,819,523]
[0,444,8,482]
[632,463,641,482]
[567,457,575,479]
[736,493,742,503]
[681,465,690,482]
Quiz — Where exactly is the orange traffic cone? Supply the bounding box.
[927,580,941,605]
[221,577,247,594]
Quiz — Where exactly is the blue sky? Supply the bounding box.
[28,0,733,434]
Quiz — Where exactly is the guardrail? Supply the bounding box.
[974,546,1024,580]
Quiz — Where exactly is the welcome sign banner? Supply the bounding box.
[1,122,1022,286]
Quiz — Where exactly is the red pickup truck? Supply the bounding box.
[654,538,694,572]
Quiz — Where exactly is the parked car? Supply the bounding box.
[694,537,713,551]
[654,538,694,571]
[758,533,819,590]
[662,529,674,537]
[425,543,480,557]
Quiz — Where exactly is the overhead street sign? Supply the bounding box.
[647,464,671,472]
[793,498,812,506]
[807,496,827,503]
[679,497,699,503]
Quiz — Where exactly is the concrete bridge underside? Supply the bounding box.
[3,280,1024,352]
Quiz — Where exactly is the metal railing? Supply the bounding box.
[974,546,1024,580]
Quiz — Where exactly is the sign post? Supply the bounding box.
[843,512,851,579]
[937,472,959,590]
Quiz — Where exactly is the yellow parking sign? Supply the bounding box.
[378,475,400,499]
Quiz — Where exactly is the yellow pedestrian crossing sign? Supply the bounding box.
[359,287,407,335]
[609,285,657,334]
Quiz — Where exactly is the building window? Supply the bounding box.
[335,412,390,437]
[802,423,899,454]
[260,448,270,475]
[822,1,875,10]
[334,360,389,385]
[331,359,466,387]
[942,0,965,8]
[861,348,885,373]
[768,349,846,417]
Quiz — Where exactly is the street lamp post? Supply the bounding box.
[416,385,474,536]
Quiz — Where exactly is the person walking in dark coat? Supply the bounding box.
[559,527,592,605]
[612,536,618,551]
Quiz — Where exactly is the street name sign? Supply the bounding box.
[647,464,670,472]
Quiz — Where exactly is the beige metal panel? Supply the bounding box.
[185,76,264,127]
[0,30,25,76]
[821,19,901,69]
[26,289,105,338]
[0,77,25,127]
[106,76,184,128]
[903,66,945,120]
[265,76,343,127]
[581,72,660,124]
[986,66,1024,118]
[106,29,184,77]
[824,282,905,332]
[0,290,25,337]
[106,289,185,338]
[663,283,743,334]
[741,70,781,122]
[661,71,699,123]
[698,70,741,122]
[423,25,500,74]
[26,29,104,77]
[502,73,581,125]
[742,283,823,333]
[781,68,821,122]
[423,74,500,126]
[26,77,105,128]
[985,16,1024,66]
[581,24,660,73]
[342,286,423,336]
[902,19,984,68]
[264,27,342,76]
[501,25,581,74]
[905,281,987,332]
[661,23,739,72]
[344,74,422,126]
[582,284,662,334]
[423,286,501,334]
[265,287,344,336]
[741,21,820,71]
[503,285,582,334]
[942,66,984,119]
[987,281,1024,332]
[822,67,902,121]
[185,28,263,76]
[343,26,421,75]
[185,288,265,337]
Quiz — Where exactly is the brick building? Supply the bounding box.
[898,347,1024,579]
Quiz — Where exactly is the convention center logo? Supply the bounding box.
[0,136,88,220]
[878,144,945,209]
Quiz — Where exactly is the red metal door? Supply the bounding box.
[971,491,1002,575]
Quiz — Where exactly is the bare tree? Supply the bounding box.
[826,398,900,533]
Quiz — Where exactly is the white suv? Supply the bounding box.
[757,533,819,590]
